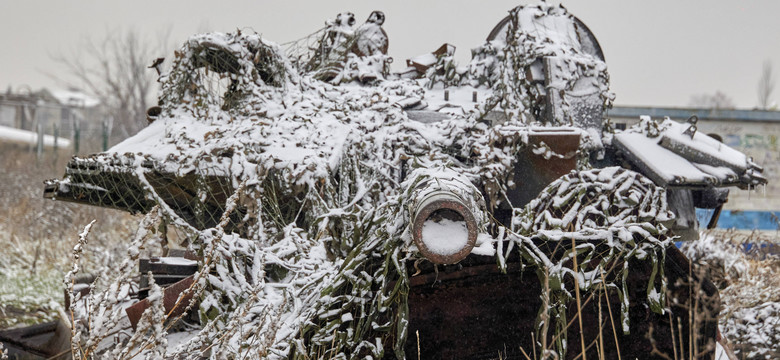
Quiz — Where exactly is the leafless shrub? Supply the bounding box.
[689,91,736,110]
[49,28,170,138]
[682,229,780,359]
[758,60,775,110]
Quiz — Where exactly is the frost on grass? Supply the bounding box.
[682,231,780,359]
[0,146,136,328]
[53,4,683,360]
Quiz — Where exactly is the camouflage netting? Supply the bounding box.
[283,11,391,84]
[159,32,294,117]
[51,4,679,360]
[468,5,613,131]
[509,167,675,357]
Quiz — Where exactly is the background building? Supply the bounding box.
[0,87,106,152]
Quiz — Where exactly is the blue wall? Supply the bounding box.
[696,209,779,230]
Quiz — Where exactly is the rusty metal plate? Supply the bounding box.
[125,275,195,330]
[507,131,580,209]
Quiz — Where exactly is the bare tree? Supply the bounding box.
[758,60,775,110]
[50,28,170,138]
[688,90,736,110]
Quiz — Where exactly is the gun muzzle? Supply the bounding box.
[411,188,479,264]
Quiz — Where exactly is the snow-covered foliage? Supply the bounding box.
[158,31,294,119]
[466,4,613,151]
[510,167,674,355]
[515,167,674,232]
[60,28,521,357]
[50,4,711,360]
[289,11,391,85]
[682,231,780,359]
[423,45,467,88]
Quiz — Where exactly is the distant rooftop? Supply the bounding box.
[0,87,100,108]
[48,89,100,108]
[608,106,780,123]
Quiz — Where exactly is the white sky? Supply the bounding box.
[1,0,779,109]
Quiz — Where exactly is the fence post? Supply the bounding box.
[102,119,109,151]
[73,118,80,155]
[53,123,60,165]
[53,123,59,151]
[36,122,44,164]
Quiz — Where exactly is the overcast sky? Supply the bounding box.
[2,0,779,109]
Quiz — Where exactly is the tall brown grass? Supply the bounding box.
[0,144,137,328]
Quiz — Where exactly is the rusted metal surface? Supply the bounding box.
[406,261,538,359]
[506,131,580,210]
[405,243,720,360]
[405,43,454,75]
[125,275,195,331]
[408,262,518,287]
[138,255,198,299]
[411,190,478,264]
[0,320,71,359]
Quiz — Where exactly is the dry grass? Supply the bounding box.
[0,144,137,328]
[683,229,780,359]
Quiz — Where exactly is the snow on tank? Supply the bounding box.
[42,3,756,359]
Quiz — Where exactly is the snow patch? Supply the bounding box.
[421,217,469,256]
[0,125,72,148]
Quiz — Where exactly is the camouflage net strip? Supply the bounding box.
[508,167,675,358]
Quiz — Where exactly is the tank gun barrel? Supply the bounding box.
[408,171,483,264]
